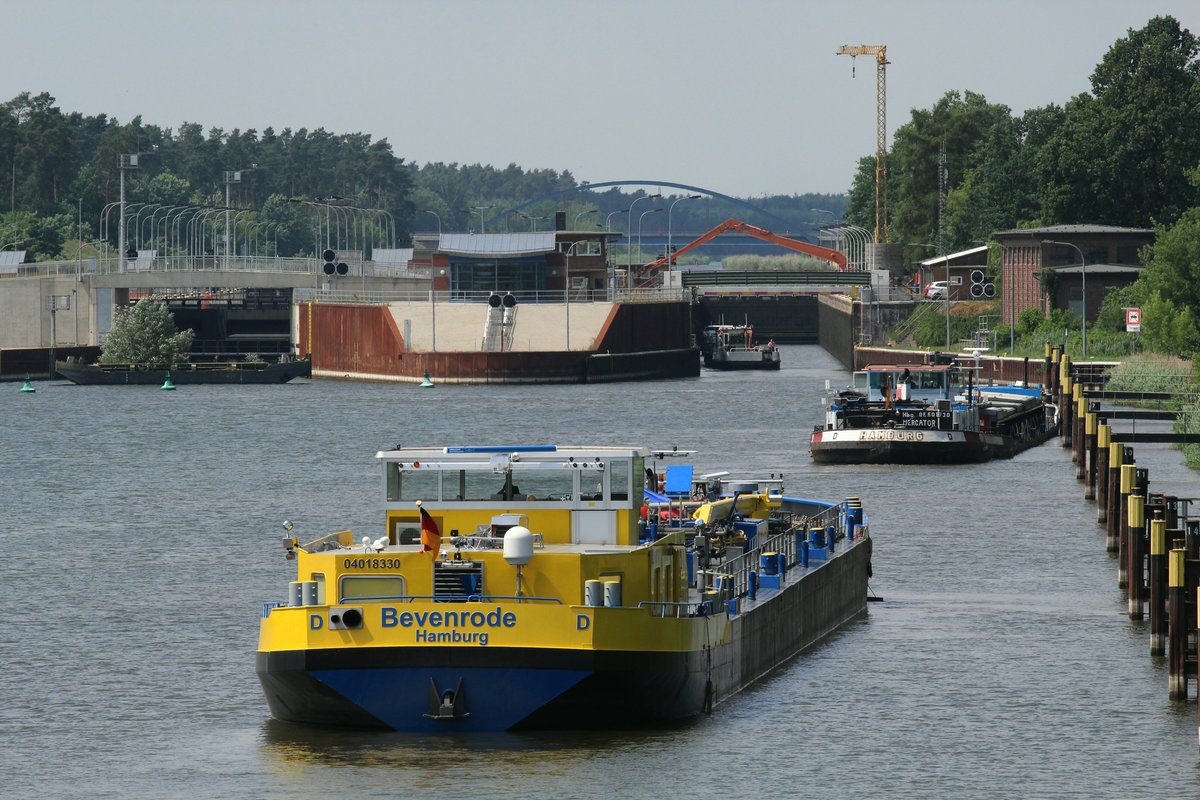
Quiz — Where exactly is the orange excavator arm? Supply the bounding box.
[637,218,848,285]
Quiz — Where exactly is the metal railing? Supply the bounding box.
[298,286,691,305]
[683,270,872,287]
[694,501,862,605]
[0,255,324,278]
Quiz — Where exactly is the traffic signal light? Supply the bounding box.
[322,249,349,276]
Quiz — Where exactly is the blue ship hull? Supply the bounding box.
[257,647,709,731]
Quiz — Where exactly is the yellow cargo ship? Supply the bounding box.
[256,445,872,731]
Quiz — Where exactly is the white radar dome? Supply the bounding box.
[503,525,535,565]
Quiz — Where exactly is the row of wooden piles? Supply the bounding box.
[1045,345,1200,709]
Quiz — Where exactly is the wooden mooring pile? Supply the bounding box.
[1045,346,1200,727]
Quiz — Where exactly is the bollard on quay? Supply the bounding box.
[1168,548,1187,700]
[1083,406,1099,499]
[1118,463,1137,590]
[1061,372,1074,449]
[1127,493,1146,620]
[1105,442,1124,548]
[1095,422,1110,515]
[1080,383,1089,472]
[1150,517,1167,656]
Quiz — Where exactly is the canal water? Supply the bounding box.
[2,345,1198,799]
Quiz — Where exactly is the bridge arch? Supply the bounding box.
[487,180,800,235]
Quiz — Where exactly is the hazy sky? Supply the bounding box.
[5,0,1196,198]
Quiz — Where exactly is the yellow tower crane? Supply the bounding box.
[836,44,889,244]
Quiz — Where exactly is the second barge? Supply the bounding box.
[810,363,1058,464]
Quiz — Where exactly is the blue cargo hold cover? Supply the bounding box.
[643,487,670,504]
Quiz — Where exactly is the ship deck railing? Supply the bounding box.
[695,502,861,605]
[263,594,564,615]
[391,594,563,604]
[638,600,721,618]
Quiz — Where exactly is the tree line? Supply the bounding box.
[846,15,1200,356]
[0,92,847,263]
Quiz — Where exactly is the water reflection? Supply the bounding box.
[259,716,694,768]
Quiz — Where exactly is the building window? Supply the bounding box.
[559,240,600,256]
[1049,245,1075,264]
[1115,245,1142,265]
[451,261,545,298]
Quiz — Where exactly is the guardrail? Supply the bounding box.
[683,270,873,287]
[296,287,691,305]
[0,256,323,278]
[693,501,862,608]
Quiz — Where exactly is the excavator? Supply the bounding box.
[635,218,848,287]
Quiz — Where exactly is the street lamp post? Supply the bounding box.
[605,207,628,232]
[626,192,662,272]
[223,166,256,270]
[573,209,597,230]
[423,210,441,237]
[117,153,146,274]
[810,208,840,233]
[667,194,702,269]
[563,239,589,351]
[637,208,664,269]
[419,210,443,352]
[472,204,496,233]
[841,225,871,271]
[1044,239,1087,357]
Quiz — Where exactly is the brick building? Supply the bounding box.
[993,224,1153,327]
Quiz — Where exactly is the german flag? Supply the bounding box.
[419,505,441,554]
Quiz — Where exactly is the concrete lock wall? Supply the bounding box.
[0,276,97,348]
[817,295,857,369]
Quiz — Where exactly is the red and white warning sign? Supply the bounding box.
[1126,307,1141,333]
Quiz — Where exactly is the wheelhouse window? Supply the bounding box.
[610,459,632,502]
[580,467,604,501]
[512,468,574,502]
[388,464,440,502]
[445,469,506,501]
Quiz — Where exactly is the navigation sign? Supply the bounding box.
[1126,307,1141,333]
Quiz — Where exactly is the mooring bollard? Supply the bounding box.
[1105,442,1124,552]
[1165,496,1180,531]
[1118,463,1137,590]
[1080,383,1089,472]
[1061,371,1074,449]
[1095,422,1110,515]
[1168,548,1187,700]
[1150,517,1167,656]
[1128,493,1145,620]
[1084,406,1099,499]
